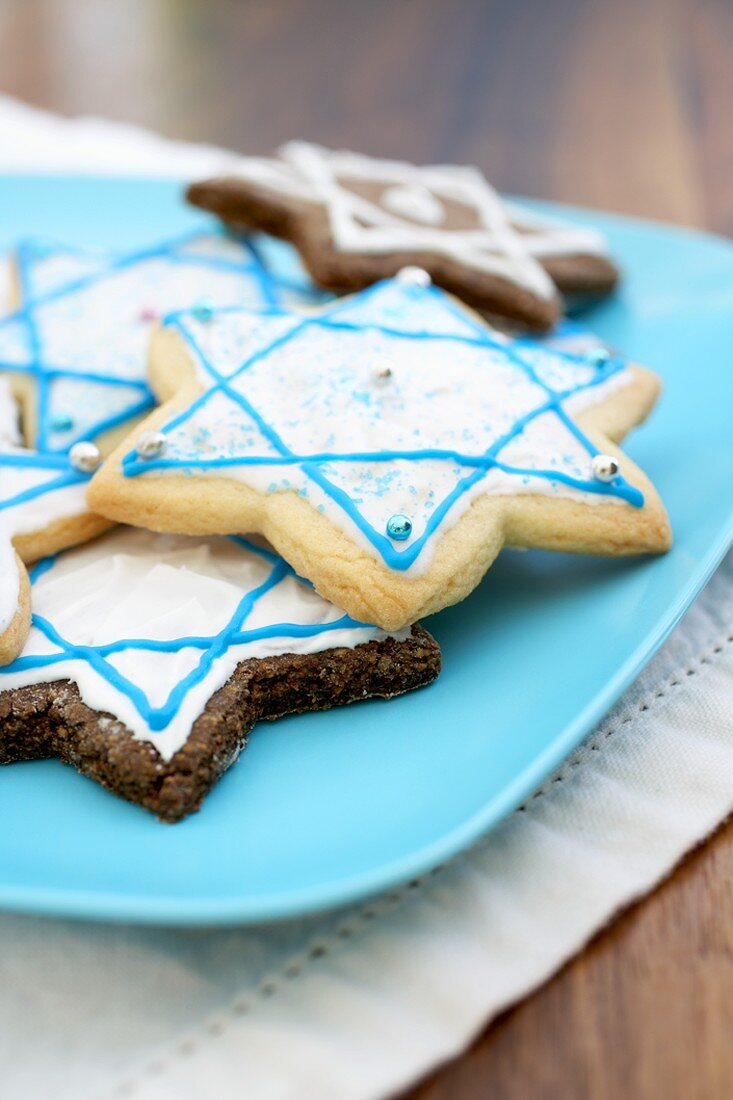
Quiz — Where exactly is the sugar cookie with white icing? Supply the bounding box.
[0,526,440,821]
[0,230,323,665]
[88,273,671,632]
[186,141,619,331]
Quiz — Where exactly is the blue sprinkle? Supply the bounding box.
[191,297,216,322]
[587,347,610,367]
[51,413,74,433]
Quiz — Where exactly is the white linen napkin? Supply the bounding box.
[0,96,731,1100]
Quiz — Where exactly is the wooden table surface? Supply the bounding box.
[2,1,732,1096]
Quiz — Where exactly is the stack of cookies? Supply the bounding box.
[0,144,671,821]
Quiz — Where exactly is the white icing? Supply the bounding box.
[228,143,610,298]
[0,527,393,760]
[503,201,611,259]
[141,285,635,576]
[381,183,446,225]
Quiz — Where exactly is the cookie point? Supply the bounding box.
[136,430,167,460]
[69,440,101,473]
[386,514,413,541]
[395,266,432,289]
[591,453,620,483]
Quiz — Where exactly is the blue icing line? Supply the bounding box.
[1,536,372,733]
[0,471,85,510]
[0,228,323,516]
[121,280,644,572]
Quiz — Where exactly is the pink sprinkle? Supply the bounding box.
[139,307,158,322]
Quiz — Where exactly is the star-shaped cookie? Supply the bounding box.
[187,141,618,332]
[0,527,440,820]
[89,271,671,632]
[0,230,325,664]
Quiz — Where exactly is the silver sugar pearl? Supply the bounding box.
[591,453,620,482]
[136,429,167,460]
[395,266,432,288]
[69,440,101,473]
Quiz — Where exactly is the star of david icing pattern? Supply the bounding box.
[0,229,326,662]
[187,142,619,331]
[90,275,670,631]
[0,528,379,761]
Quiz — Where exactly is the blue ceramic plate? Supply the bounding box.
[0,177,731,926]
